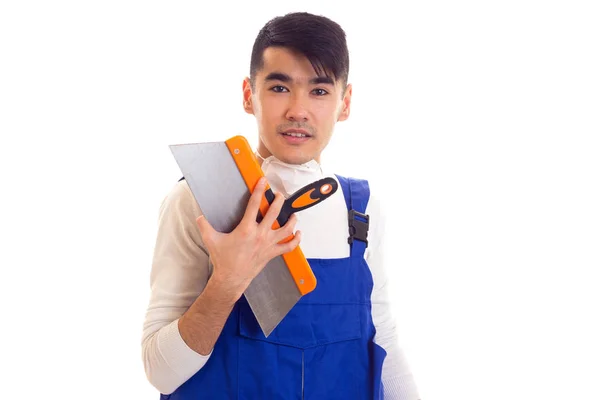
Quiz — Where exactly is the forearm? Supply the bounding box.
[381,344,420,400]
[143,269,239,396]
[142,180,216,394]
[178,275,243,356]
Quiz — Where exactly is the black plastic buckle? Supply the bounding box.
[348,209,369,247]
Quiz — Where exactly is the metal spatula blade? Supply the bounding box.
[169,141,303,337]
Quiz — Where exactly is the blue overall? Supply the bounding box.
[163,176,387,399]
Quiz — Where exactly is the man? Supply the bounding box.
[142,11,420,399]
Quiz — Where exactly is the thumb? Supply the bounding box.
[196,214,215,244]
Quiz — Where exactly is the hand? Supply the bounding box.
[195,177,302,298]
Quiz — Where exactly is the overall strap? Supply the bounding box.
[335,174,370,258]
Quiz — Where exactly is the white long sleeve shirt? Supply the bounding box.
[142,157,419,399]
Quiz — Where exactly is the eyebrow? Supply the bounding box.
[264,72,335,85]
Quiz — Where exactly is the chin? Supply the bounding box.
[272,152,311,165]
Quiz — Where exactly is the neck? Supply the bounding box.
[254,151,266,167]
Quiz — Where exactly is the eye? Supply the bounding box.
[312,88,329,96]
[270,85,289,93]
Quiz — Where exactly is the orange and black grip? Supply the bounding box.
[225,135,317,295]
[258,188,276,224]
[276,177,338,225]
[257,178,338,226]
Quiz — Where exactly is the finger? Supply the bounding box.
[241,177,267,225]
[260,192,286,231]
[196,214,215,246]
[273,213,297,243]
[275,230,302,255]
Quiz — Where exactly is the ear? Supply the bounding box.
[242,77,254,115]
[337,83,352,122]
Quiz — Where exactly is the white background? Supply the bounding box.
[1,1,599,399]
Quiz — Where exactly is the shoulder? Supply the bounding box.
[331,172,385,229]
[332,173,381,211]
[158,178,201,219]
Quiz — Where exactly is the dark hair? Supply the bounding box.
[249,12,349,92]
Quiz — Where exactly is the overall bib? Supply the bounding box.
[164,175,387,399]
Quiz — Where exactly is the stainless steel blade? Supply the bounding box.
[244,257,302,337]
[170,142,248,233]
[169,142,303,337]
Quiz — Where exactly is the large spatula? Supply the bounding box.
[170,135,337,337]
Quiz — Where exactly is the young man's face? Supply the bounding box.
[243,46,352,165]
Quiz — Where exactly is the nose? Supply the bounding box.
[285,94,309,122]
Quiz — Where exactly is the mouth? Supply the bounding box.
[280,130,312,138]
[279,130,312,144]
